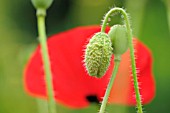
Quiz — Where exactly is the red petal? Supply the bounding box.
[24,26,155,108]
[24,26,113,108]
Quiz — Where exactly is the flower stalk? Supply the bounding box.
[99,55,120,113]
[36,8,56,113]
[100,7,143,113]
[31,0,56,112]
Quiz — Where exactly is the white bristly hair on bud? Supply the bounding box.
[84,32,113,78]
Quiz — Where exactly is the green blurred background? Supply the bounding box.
[0,0,170,113]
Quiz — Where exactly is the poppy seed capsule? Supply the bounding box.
[108,25,128,55]
[31,0,53,9]
[84,32,113,78]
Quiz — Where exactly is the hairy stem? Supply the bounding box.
[99,55,120,113]
[101,8,143,113]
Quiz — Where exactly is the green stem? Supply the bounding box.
[36,8,56,113]
[101,8,143,113]
[99,55,121,113]
[123,9,143,113]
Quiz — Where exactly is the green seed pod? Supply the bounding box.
[84,32,113,78]
[108,25,128,55]
[31,0,53,9]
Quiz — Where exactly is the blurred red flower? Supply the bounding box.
[24,26,155,108]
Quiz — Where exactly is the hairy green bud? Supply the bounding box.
[31,0,53,10]
[108,25,128,55]
[84,32,113,78]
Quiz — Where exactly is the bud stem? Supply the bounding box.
[99,57,120,113]
[101,8,143,113]
[37,9,56,113]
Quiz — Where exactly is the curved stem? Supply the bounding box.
[122,9,143,113]
[37,8,56,113]
[101,8,143,113]
[99,55,121,113]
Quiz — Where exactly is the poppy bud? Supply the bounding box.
[108,25,128,55]
[31,0,53,10]
[84,32,113,78]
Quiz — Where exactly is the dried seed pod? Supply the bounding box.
[108,25,128,55]
[84,32,113,78]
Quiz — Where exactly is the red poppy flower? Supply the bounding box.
[24,26,155,108]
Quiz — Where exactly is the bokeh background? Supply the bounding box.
[0,0,170,113]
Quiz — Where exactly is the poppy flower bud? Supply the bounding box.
[108,25,128,55]
[31,0,53,10]
[84,32,113,78]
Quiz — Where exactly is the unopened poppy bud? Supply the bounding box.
[108,25,128,55]
[84,32,113,78]
[31,0,53,10]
